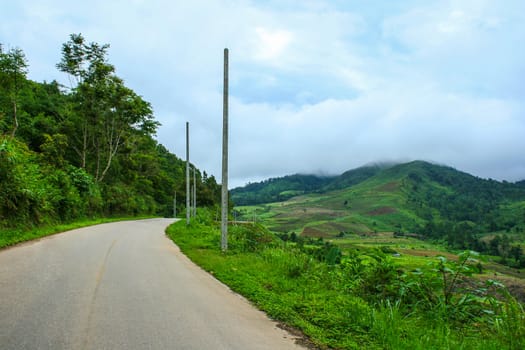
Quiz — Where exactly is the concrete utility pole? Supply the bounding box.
[186,122,190,225]
[221,48,229,251]
[173,191,176,218]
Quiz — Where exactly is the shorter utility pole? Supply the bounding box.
[173,191,176,218]
[186,122,190,225]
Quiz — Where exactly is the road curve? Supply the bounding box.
[0,218,305,350]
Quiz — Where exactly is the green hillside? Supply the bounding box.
[231,173,335,205]
[323,162,394,191]
[235,161,525,267]
[230,163,394,206]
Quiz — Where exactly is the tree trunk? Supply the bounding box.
[81,121,88,168]
[98,127,122,183]
[10,100,17,138]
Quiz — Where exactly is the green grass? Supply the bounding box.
[166,212,525,349]
[0,215,158,249]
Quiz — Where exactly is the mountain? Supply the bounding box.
[233,161,525,246]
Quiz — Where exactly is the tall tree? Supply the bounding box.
[0,45,29,137]
[57,34,158,181]
[95,75,156,182]
[57,34,112,169]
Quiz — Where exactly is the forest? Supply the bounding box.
[0,34,221,230]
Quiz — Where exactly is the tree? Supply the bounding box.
[0,45,28,137]
[57,34,112,169]
[56,33,109,86]
[58,33,113,171]
[510,245,523,267]
[489,235,501,256]
[57,34,158,181]
[92,75,157,182]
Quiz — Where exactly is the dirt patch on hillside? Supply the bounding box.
[367,207,397,216]
[301,227,331,238]
[309,222,349,235]
[377,181,399,192]
[478,274,525,302]
[276,207,344,219]
[398,248,457,260]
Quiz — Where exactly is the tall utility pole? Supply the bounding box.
[221,48,229,251]
[186,122,190,225]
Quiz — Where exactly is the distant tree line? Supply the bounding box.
[231,174,333,205]
[231,163,402,206]
[0,34,221,228]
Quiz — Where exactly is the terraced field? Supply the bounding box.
[235,178,422,237]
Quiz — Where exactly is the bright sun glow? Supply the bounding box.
[254,27,293,60]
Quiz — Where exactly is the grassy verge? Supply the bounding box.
[0,215,158,249]
[167,210,525,350]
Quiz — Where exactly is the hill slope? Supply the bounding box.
[235,161,525,245]
[323,162,394,191]
[231,174,335,205]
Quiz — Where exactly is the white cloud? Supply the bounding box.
[339,68,376,93]
[226,80,525,186]
[1,0,525,188]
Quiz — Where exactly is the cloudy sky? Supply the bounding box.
[2,0,525,187]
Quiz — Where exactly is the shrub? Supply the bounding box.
[229,223,277,252]
[342,250,400,303]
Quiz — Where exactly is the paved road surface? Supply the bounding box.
[0,219,305,349]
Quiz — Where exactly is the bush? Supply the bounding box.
[342,250,400,303]
[229,223,277,252]
[0,137,49,226]
[0,137,106,227]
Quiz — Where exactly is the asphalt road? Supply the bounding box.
[0,218,305,350]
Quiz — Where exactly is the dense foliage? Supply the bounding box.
[167,212,525,349]
[0,36,220,230]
